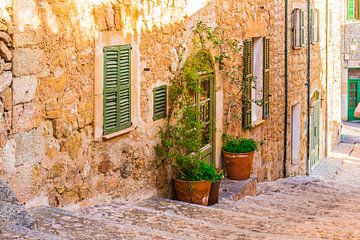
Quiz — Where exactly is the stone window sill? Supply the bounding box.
[102,126,136,140]
[252,119,266,128]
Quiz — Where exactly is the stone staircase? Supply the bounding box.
[1,174,360,239]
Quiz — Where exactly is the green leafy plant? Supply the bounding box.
[222,135,258,153]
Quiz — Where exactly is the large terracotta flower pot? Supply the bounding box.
[208,180,221,205]
[173,178,211,206]
[223,151,254,180]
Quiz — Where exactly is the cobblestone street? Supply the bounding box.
[0,138,359,240]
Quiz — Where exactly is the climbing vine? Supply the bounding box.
[155,20,263,180]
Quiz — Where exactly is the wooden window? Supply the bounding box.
[103,45,132,135]
[311,9,320,44]
[348,0,355,20]
[292,8,305,48]
[242,39,253,129]
[153,85,168,121]
[263,38,270,119]
[243,37,271,129]
[347,0,360,20]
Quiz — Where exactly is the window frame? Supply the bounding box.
[292,8,305,49]
[311,9,320,44]
[103,44,133,135]
[242,37,271,129]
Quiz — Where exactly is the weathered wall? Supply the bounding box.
[0,0,340,207]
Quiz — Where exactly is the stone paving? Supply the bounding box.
[2,139,360,239]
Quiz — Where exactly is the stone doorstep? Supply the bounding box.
[219,177,257,202]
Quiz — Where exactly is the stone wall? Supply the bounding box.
[0,0,341,207]
[286,0,342,175]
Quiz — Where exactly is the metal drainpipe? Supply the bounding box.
[283,0,289,178]
[325,0,329,157]
[306,0,311,175]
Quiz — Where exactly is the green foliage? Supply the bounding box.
[155,105,224,182]
[222,135,258,153]
[182,49,214,92]
[155,40,223,182]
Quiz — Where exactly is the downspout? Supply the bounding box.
[325,0,329,157]
[283,0,289,178]
[306,0,311,174]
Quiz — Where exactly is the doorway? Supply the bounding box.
[310,90,321,169]
[348,79,360,121]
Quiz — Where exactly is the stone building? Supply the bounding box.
[341,0,360,122]
[286,0,343,176]
[0,0,342,207]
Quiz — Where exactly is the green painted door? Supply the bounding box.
[348,79,360,121]
[191,73,215,166]
[310,100,321,169]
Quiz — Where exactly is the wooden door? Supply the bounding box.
[348,79,360,121]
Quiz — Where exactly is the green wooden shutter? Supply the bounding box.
[348,0,355,20]
[316,9,320,43]
[292,9,297,48]
[103,45,132,135]
[242,39,253,129]
[300,9,305,46]
[153,85,167,121]
[263,38,270,119]
[311,9,315,43]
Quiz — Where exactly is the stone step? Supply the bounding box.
[219,177,257,201]
[31,207,181,240]
[0,220,61,240]
[79,199,310,240]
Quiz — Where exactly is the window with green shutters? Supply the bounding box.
[263,38,270,119]
[311,9,320,44]
[348,0,355,20]
[103,45,132,135]
[292,8,305,49]
[242,39,253,129]
[348,0,360,20]
[153,85,167,121]
[300,9,305,46]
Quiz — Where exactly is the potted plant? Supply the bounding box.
[156,106,224,206]
[222,136,258,181]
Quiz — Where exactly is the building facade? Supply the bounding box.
[0,0,342,207]
[286,0,343,176]
[341,0,360,122]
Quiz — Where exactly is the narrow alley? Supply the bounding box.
[1,124,360,239]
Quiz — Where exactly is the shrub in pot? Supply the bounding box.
[222,136,258,181]
[156,106,224,206]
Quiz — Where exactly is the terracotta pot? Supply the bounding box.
[173,178,211,206]
[208,180,221,205]
[223,151,254,180]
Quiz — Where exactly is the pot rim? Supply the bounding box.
[173,178,212,184]
[222,150,255,155]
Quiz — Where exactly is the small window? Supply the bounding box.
[153,85,168,121]
[311,9,320,44]
[348,0,360,20]
[292,8,305,48]
[103,45,132,135]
